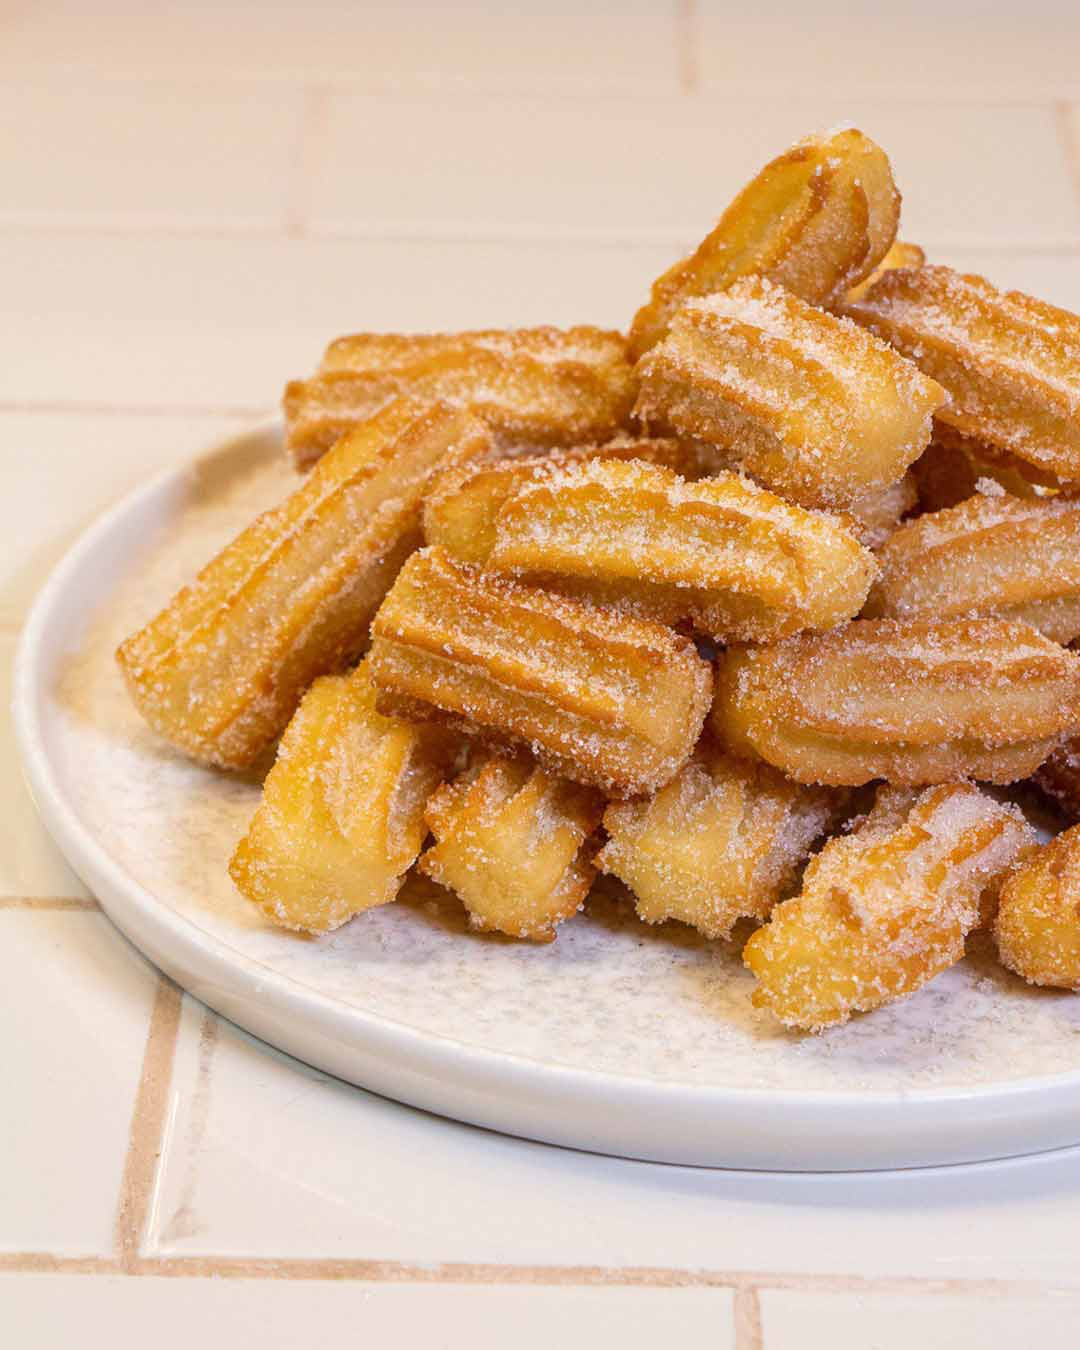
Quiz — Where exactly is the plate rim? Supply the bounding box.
[13,417,1080,1169]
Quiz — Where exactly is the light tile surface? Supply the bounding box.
[312,94,1080,245]
[0,1277,733,1349]
[0,80,303,230]
[149,1000,1080,1282]
[699,1,1080,100]
[761,1289,1080,1350]
[0,232,670,409]
[0,911,158,1253]
[2,2,679,93]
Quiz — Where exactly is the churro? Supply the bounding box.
[744,783,1035,1030]
[712,617,1080,786]
[597,744,838,940]
[486,457,878,641]
[844,265,1080,482]
[285,326,635,468]
[635,275,945,509]
[117,399,490,769]
[369,545,712,795]
[994,824,1080,990]
[628,127,899,358]
[419,752,603,942]
[229,661,455,933]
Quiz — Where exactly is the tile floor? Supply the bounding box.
[3,2,1080,1345]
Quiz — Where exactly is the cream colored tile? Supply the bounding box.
[0,79,303,229]
[0,232,669,408]
[310,93,1076,245]
[761,1290,1080,1350]
[0,412,247,625]
[0,911,159,1253]
[699,3,1080,100]
[148,1001,1080,1281]
[310,91,743,240]
[3,2,678,93]
[0,1276,733,1349]
[2,635,88,897]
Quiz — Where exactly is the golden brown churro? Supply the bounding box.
[419,752,603,942]
[712,617,1080,786]
[744,783,1035,1030]
[994,824,1080,990]
[485,457,878,642]
[597,744,838,940]
[117,399,490,769]
[866,491,1080,643]
[635,275,945,509]
[284,326,636,468]
[229,661,455,933]
[628,127,900,358]
[844,265,1080,482]
[369,545,712,795]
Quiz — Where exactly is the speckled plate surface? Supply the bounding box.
[15,422,1080,1170]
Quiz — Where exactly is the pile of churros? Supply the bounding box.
[117,127,1080,1032]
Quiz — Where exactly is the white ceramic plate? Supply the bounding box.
[15,421,1080,1171]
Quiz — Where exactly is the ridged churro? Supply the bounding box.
[628,127,899,358]
[712,617,1080,786]
[285,326,635,468]
[844,265,1080,482]
[866,491,1080,643]
[994,824,1080,990]
[419,752,603,942]
[744,783,1035,1030]
[635,276,945,509]
[229,661,455,933]
[422,435,711,567]
[369,545,712,795]
[597,744,838,940]
[118,399,490,769]
[486,457,878,642]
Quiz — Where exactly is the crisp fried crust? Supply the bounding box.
[229,661,456,934]
[117,398,490,769]
[486,457,878,642]
[419,752,603,942]
[866,492,1080,643]
[596,743,838,940]
[712,617,1080,786]
[422,435,712,567]
[284,326,636,468]
[369,546,713,795]
[844,473,918,549]
[843,239,925,304]
[628,127,899,359]
[744,783,1035,1030]
[994,824,1080,989]
[843,265,1080,482]
[635,276,945,509]
[913,423,1073,512]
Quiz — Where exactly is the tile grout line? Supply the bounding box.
[0,896,99,910]
[734,1286,764,1349]
[1055,100,1080,209]
[284,85,332,239]
[676,0,699,94]
[112,978,183,1272]
[1,1252,1078,1297]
